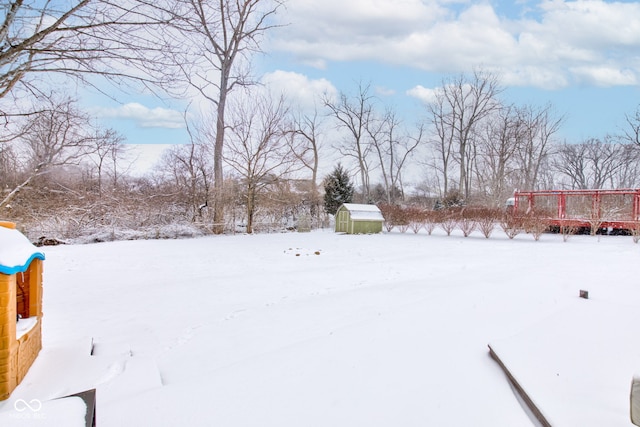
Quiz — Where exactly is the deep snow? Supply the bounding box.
[0,228,639,426]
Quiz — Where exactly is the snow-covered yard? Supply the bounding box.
[1,228,639,426]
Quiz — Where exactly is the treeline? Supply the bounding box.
[331,73,640,209]
[3,88,640,242]
[3,2,640,242]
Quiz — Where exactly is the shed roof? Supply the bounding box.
[340,203,384,221]
[0,224,45,275]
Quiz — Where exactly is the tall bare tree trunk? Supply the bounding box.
[158,0,284,234]
[213,75,229,233]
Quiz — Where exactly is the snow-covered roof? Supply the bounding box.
[0,223,45,275]
[341,203,384,221]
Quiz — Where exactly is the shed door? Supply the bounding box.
[337,210,349,232]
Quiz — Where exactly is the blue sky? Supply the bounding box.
[88,0,640,159]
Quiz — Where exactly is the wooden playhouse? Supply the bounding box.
[0,221,45,400]
[335,203,384,234]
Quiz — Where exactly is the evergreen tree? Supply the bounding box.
[323,163,354,215]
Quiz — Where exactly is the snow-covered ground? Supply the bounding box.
[1,228,639,426]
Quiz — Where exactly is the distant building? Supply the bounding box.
[335,203,384,234]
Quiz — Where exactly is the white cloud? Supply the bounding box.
[570,66,638,87]
[268,0,447,63]
[376,86,396,97]
[269,0,640,89]
[500,66,570,90]
[94,103,185,129]
[283,0,444,40]
[406,85,439,104]
[301,58,328,70]
[261,70,338,110]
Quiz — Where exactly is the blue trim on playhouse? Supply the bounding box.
[0,252,45,275]
[0,224,46,275]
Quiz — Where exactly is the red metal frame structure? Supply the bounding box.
[511,188,640,230]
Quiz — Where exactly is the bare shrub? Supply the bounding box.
[587,205,622,236]
[523,211,550,241]
[424,210,439,235]
[631,222,640,243]
[383,219,394,232]
[527,217,548,241]
[406,207,425,233]
[561,223,578,242]
[458,206,498,237]
[474,208,499,238]
[587,213,604,237]
[440,211,458,236]
[500,214,522,239]
[458,215,476,237]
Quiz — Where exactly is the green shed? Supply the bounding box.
[335,203,384,234]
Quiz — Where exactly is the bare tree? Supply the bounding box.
[1,0,90,100]
[1,96,95,209]
[614,106,640,188]
[553,137,628,189]
[427,70,502,199]
[289,109,323,218]
[426,90,456,197]
[515,103,564,190]
[475,104,522,206]
[87,127,127,195]
[621,106,640,147]
[615,144,640,188]
[368,109,423,204]
[553,142,588,189]
[0,0,169,111]
[583,136,626,189]
[158,143,212,222]
[324,82,376,202]
[0,141,19,190]
[224,92,298,234]
[160,0,284,233]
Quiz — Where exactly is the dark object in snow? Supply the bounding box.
[488,344,552,427]
[57,389,96,427]
[35,236,65,247]
[579,290,589,299]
